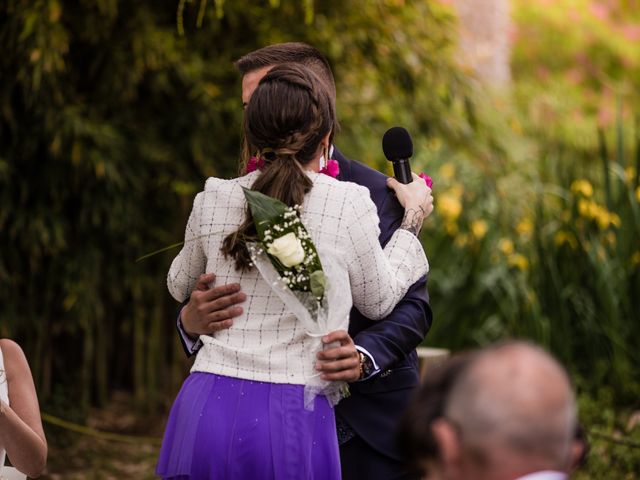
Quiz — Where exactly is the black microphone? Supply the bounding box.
[382,126,413,184]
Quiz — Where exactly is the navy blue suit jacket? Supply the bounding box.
[333,147,432,462]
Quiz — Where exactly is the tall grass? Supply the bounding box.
[421,96,640,401]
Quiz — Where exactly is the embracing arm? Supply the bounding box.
[345,188,429,320]
[176,274,246,357]
[0,340,47,477]
[353,275,431,373]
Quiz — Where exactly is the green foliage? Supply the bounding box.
[575,387,640,479]
[0,0,472,415]
[420,0,640,404]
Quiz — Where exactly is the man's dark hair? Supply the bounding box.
[235,42,336,101]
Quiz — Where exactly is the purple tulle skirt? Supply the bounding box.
[156,372,341,480]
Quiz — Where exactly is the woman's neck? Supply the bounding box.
[307,156,321,172]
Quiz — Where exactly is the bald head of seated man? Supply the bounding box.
[400,342,585,480]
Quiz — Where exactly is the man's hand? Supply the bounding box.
[181,273,246,339]
[315,330,361,382]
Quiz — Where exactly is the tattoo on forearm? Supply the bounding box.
[401,206,425,236]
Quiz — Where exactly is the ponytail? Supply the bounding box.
[221,153,313,270]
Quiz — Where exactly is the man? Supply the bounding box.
[177,43,432,480]
[400,342,582,480]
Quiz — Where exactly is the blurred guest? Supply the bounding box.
[0,339,47,477]
[398,352,476,479]
[399,342,583,480]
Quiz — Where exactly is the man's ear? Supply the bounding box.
[432,418,461,472]
[568,438,587,473]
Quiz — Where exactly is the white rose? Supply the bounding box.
[267,232,305,267]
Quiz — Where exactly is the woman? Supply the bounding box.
[0,339,47,478]
[158,64,433,479]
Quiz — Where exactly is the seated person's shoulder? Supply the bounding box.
[0,338,30,377]
[0,338,24,358]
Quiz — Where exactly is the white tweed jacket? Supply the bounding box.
[168,170,429,385]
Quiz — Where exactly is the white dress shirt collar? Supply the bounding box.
[516,471,568,480]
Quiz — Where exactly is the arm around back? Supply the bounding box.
[344,185,429,320]
[0,339,47,477]
[352,182,432,373]
[353,275,431,372]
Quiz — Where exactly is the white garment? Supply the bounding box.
[168,171,429,385]
[516,471,568,480]
[0,345,8,470]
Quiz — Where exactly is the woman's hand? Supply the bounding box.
[387,173,434,236]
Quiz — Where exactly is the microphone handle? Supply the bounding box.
[393,158,413,184]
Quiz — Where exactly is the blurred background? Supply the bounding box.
[1,0,639,477]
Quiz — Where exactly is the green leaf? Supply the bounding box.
[242,187,287,236]
[309,270,326,298]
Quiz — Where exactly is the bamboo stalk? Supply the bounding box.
[598,128,613,211]
[133,284,146,408]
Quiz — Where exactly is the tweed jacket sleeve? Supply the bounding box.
[167,192,206,303]
[343,184,429,320]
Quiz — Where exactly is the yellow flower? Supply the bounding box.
[578,200,620,230]
[624,167,636,185]
[516,219,533,236]
[445,222,459,237]
[454,233,469,248]
[578,199,594,218]
[571,179,594,198]
[439,163,456,181]
[593,206,619,230]
[631,252,640,266]
[439,192,462,222]
[594,208,610,230]
[508,253,529,271]
[554,230,578,249]
[498,238,514,256]
[636,186,640,203]
[470,220,488,240]
[610,213,621,228]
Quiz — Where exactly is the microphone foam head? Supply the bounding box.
[382,127,413,160]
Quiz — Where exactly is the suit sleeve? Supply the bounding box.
[345,187,429,320]
[176,306,202,357]
[352,191,432,373]
[167,192,206,302]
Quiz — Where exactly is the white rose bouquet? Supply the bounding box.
[243,188,327,304]
[243,187,350,409]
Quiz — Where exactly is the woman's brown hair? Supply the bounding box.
[221,64,336,270]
